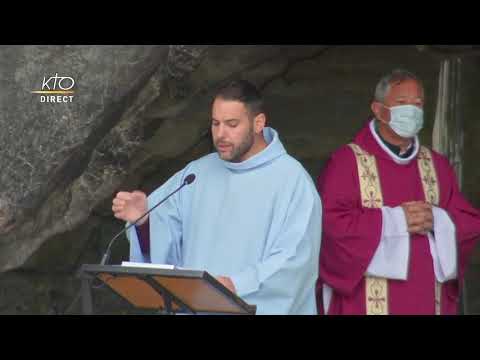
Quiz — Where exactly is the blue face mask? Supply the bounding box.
[383,104,424,138]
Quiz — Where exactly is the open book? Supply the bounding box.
[121,262,193,271]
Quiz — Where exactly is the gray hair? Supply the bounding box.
[374,69,424,103]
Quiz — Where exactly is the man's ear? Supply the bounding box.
[254,113,266,134]
[371,101,387,124]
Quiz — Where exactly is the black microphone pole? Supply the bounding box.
[100,174,196,266]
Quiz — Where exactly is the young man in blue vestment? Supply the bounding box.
[112,80,322,315]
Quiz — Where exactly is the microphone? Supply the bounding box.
[100,173,196,265]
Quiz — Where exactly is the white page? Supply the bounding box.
[121,262,198,271]
[121,261,175,270]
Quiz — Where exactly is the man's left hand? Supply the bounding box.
[216,276,237,294]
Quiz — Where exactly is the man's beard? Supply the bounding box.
[215,130,255,163]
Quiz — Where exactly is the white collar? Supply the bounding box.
[369,120,420,165]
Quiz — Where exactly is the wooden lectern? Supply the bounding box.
[78,264,257,315]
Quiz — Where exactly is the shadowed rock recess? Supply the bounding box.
[0,45,478,314]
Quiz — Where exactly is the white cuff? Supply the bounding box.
[428,207,457,283]
[366,206,410,280]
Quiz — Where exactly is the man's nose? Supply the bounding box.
[216,123,228,139]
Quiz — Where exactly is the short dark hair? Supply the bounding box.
[214,79,265,118]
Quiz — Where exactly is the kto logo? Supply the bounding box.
[31,74,75,103]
